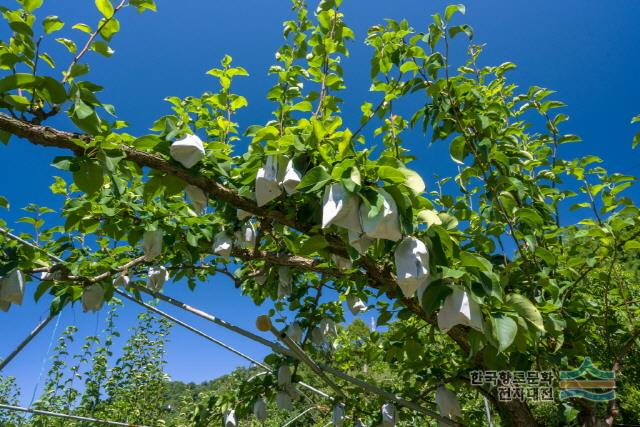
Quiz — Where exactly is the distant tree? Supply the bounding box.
[0,375,23,426]
[21,304,171,426]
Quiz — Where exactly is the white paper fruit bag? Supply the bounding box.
[0,269,24,305]
[360,189,402,241]
[437,286,483,333]
[170,134,205,168]
[256,155,282,206]
[322,183,362,232]
[394,236,429,298]
[82,284,105,313]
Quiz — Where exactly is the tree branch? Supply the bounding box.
[0,112,476,370]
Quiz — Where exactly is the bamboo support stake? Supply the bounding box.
[0,403,151,427]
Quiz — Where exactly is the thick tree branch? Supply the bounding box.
[0,112,477,377]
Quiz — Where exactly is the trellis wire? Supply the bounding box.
[115,288,331,401]
[130,284,458,425]
[2,229,460,425]
[29,310,62,406]
[281,405,321,427]
[0,227,64,263]
[269,323,345,399]
[0,403,151,427]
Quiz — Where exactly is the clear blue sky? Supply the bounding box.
[1,0,639,404]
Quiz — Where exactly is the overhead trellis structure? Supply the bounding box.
[0,228,463,426]
[114,288,332,402]
[281,405,322,427]
[0,403,151,427]
[126,283,456,424]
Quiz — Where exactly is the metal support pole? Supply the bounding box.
[281,405,321,427]
[2,232,461,426]
[0,314,55,372]
[0,403,151,427]
[118,288,331,401]
[269,324,345,399]
[115,289,270,370]
[129,284,458,425]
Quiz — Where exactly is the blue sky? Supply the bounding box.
[1,0,639,404]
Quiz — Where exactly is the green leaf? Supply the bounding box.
[298,166,331,193]
[0,74,37,93]
[95,0,115,18]
[448,24,473,39]
[73,23,93,34]
[441,267,465,279]
[515,207,544,227]
[399,167,425,195]
[444,4,465,21]
[0,196,9,209]
[40,77,67,104]
[399,61,419,74]
[377,166,406,184]
[39,53,56,68]
[623,240,640,250]
[100,150,125,172]
[99,17,120,40]
[420,281,452,315]
[130,0,157,12]
[417,209,442,227]
[71,107,102,135]
[73,160,104,195]
[0,130,10,145]
[42,16,64,34]
[290,101,312,112]
[56,38,78,54]
[506,293,545,332]
[299,235,329,256]
[460,251,492,272]
[0,75,66,105]
[449,135,466,164]
[23,0,44,12]
[69,63,90,79]
[74,99,95,119]
[491,314,517,352]
[91,41,114,57]
[341,166,361,192]
[133,135,162,150]
[534,247,556,266]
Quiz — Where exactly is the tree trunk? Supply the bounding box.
[577,399,618,427]
[494,399,539,427]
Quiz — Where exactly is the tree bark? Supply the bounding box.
[495,399,539,426]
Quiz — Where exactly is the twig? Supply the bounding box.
[62,0,128,84]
